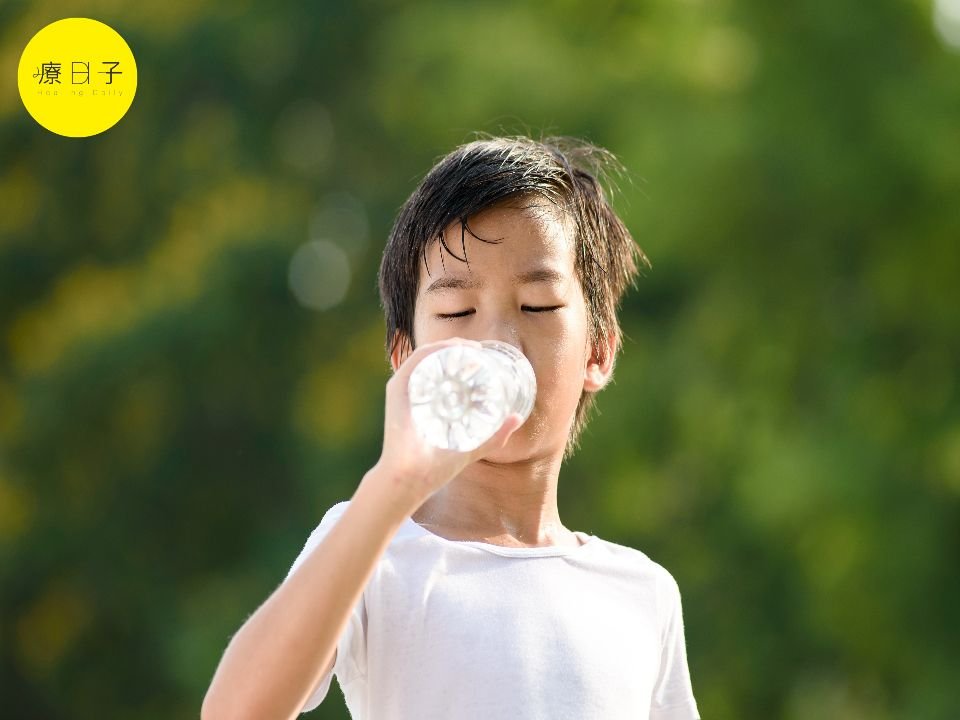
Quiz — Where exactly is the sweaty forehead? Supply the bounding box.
[417,204,574,289]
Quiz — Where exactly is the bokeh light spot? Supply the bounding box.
[288,240,351,311]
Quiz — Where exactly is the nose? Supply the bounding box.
[480,317,523,356]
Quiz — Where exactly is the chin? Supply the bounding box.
[479,422,549,464]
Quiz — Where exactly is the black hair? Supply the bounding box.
[378,133,650,460]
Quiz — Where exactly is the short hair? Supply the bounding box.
[377,133,651,460]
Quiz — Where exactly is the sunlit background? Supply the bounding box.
[2,1,958,718]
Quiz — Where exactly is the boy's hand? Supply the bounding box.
[371,337,524,511]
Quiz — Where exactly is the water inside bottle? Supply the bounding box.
[408,342,532,451]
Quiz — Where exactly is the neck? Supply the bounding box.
[412,453,575,545]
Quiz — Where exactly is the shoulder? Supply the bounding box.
[318,500,351,526]
[590,535,674,575]
[309,499,424,544]
[587,535,684,602]
[295,500,351,546]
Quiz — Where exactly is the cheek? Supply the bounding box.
[411,309,435,347]
[530,345,572,405]
[546,335,590,404]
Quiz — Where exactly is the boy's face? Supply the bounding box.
[391,201,615,461]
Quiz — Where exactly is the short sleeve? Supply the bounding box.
[284,501,367,714]
[650,568,701,720]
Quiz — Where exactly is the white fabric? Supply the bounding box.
[284,500,700,720]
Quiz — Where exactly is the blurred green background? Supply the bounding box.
[2,0,959,718]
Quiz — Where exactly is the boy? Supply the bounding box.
[202,135,701,720]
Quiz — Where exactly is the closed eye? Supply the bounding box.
[436,306,563,320]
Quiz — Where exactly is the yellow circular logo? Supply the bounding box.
[17,17,137,138]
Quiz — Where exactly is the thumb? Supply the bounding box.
[491,412,524,447]
[468,413,524,463]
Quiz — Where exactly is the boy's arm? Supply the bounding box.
[201,464,418,720]
[202,337,523,720]
[650,569,700,720]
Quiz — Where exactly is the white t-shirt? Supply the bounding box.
[284,501,701,720]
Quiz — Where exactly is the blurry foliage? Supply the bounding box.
[1,0,958,718]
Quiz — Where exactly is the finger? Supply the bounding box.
[473,412,523,457]
[409,337,482,362]
[394,337,483,380]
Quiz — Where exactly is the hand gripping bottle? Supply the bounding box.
[407,340,537,452]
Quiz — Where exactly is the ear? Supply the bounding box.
[583,331,616,393]
[389,331,414,374]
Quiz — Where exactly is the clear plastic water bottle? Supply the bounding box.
[407,340,537,452]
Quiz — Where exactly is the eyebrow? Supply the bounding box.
[424,267,567,295]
